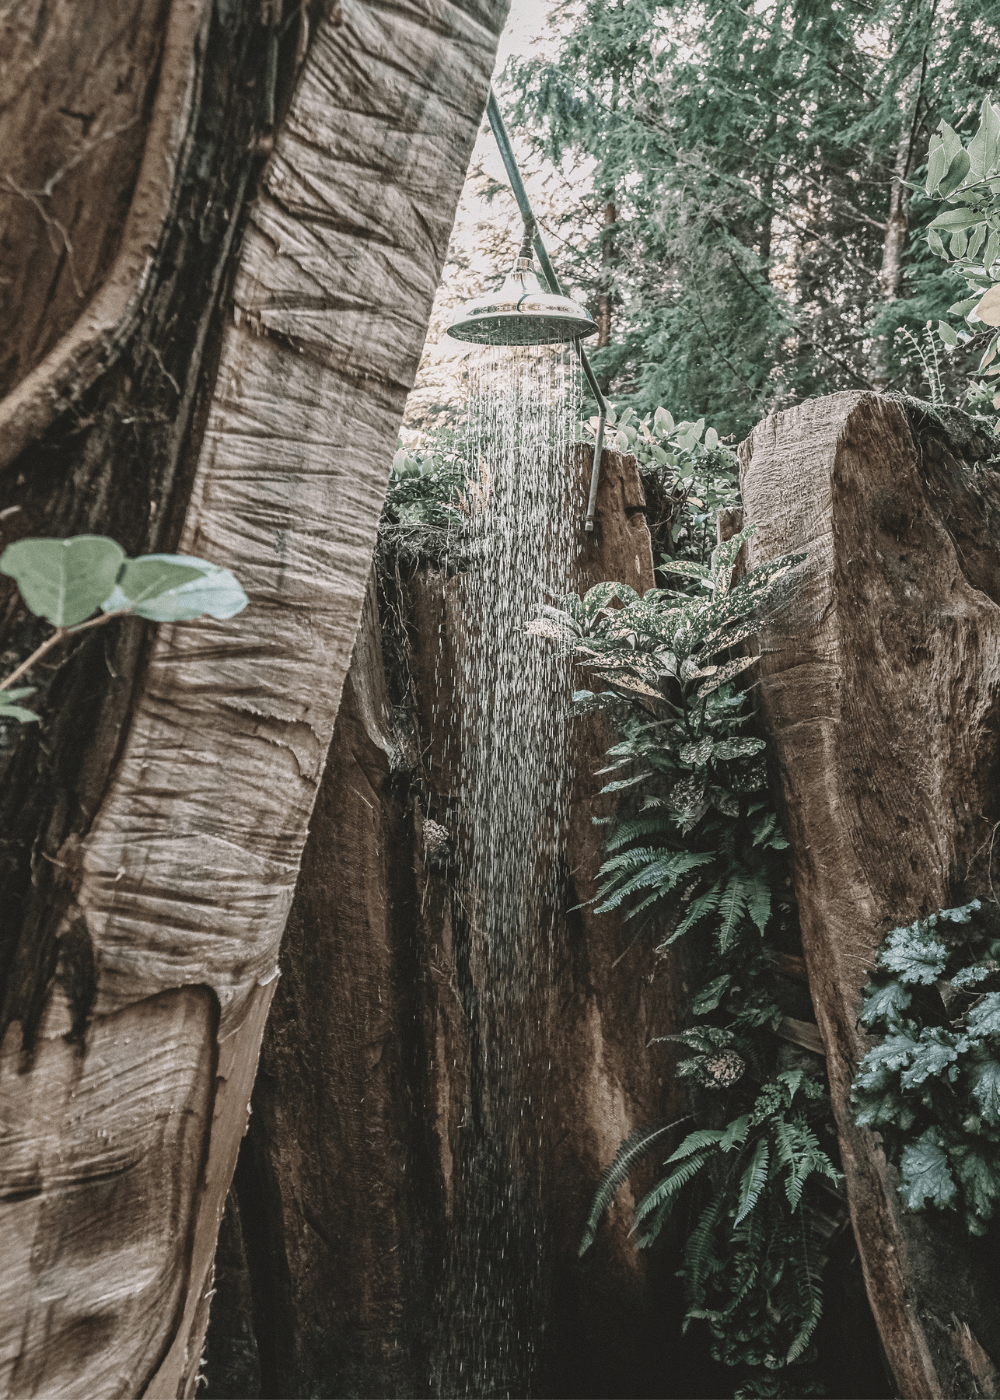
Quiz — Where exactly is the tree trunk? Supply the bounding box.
[740,390,1000,1398]
[200,446,691,1398]
[0,1,506,1395]
[870,136,913,390]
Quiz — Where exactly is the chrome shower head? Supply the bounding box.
[446,255,599,347]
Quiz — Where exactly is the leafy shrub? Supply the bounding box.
[852,899,1000,1234]
[926,96,1000,418]
[385,432,467,529]
[580,403,739,565]
[581,1073,837,1374]
[542,526,841,1388]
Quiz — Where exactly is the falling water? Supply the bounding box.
[432,344,581,1398]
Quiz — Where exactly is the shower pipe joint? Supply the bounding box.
[486,87,608,533]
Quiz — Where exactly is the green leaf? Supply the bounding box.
[113,559,205,608]
[938,149,971,199]
[860,980,912,1025]
[949,295,982,318]
[899,1029,962,1089]
[938,320,959,346]
[734,1138,770,1225]
[899,1129,957,1211]
[691,973,731,1014]
[929,208,984,230]
[967,98,1000,182]
[0,689,41,723]
[704,427,719,450]
[968,992,1000,1038]
[879,923,948,984]
[653,406,675,436]
[927,228,947,258]
[926,137,948,195]
[967,224,988,263]
[984,231,1000,272]
[972,1062,1000,1125]
[102,555,248,622]
[1,535,125,627]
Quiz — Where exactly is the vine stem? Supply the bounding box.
[0,609,130,693]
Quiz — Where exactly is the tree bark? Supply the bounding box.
[870,136,913,391]
[0,1,506,1395]
[201,447,690,1398]
[740,390,1000,1399]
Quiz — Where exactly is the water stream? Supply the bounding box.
[432,345,581,1398]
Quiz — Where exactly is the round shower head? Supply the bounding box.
[446,258,599,346]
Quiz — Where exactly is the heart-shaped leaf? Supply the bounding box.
[114,558,205,608]
[102,554,248,622]
[0,535,125,626]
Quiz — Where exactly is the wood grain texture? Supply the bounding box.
[740,391,1000,1399]
[66,0,505,1039]
[0,987,216,1400]
[0,0,208,468]
[0,0,172,394]
[0,0,505,1393]
[204,448,686,1397]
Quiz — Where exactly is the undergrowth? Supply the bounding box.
[543,528,845,1395]
[852,899,1000,1234]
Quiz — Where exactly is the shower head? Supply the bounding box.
[446,256,599,347]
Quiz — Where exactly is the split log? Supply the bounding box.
[0,1,506,1395]
[203,446,687,1397]
[740,390,1000,1399]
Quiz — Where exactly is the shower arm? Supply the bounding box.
[486,87,607,534]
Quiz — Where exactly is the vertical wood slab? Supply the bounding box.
[0,1,506,1394]
[740,391,1000,1398]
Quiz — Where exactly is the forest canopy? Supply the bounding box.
[490,0,1000,439]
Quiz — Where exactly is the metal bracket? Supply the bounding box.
[485,87,608,533]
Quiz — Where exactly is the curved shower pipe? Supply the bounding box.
[0,0,209,475]
[485,88,609,533]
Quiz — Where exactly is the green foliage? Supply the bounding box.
[626,1076,837,1373]
[923,96,1000,420]
[0,535,247,726]
[852,900,1000,1234]
[501,0,1000,433]
[554,531,844,1387]
[582,402,740,567]
[385,432,467,529]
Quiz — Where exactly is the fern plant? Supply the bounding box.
[852,899,1000,1235]
[539,525,844,1392]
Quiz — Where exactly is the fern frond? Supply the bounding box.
[717,870,750,954]
[746,868,772,937]
[734,1138,770,1225]
[632,1147,717,1230]
[684,1193,727,1306]
[578,1116,691,1255]
[664,878,724,945]
[785,1206,824,1363]
[665,1128,725,1163]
